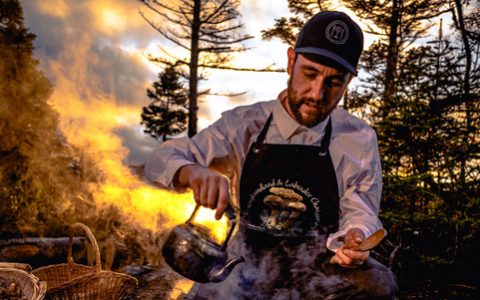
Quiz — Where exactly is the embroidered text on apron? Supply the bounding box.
[239,113,340,244]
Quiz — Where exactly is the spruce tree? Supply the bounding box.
[139,0,253,137]
[141,66,188,142]
[0,0,99,237]
[262,0,480,294]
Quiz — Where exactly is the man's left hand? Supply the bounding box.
[331,228,369,268]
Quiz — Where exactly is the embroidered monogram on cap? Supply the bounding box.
[325,20,349,45]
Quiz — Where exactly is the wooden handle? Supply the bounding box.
[330,229,387,264]
[352,228,387,251]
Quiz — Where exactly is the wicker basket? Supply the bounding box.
[33,223,138,300]
[0,264,46,300]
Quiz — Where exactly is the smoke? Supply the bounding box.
[0,6,207,292]
[11,1,308,298]
[20,0,162,165]
[192,228,362,300]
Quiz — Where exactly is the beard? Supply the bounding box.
[287,78,329,128]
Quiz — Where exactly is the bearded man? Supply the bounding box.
[146,11,397,299]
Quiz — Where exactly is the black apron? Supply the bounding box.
[239,113,340,247]
[190,113,343,300]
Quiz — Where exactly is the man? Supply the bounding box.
[146,11,397,299]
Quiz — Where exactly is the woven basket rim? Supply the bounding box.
[31,223,138,299]
[0,267,46,300]
[32,262,95,273]
[46,270,138,294]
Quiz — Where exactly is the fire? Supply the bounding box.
[47,72,230,237]
[41,29,228,297]
[168,279,194,300]
[44,52,230,234]
[98,183,229,243]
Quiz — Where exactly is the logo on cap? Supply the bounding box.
[325,21,349,45]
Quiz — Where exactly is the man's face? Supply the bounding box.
[286,48,352,127]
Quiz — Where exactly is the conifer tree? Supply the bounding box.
[262,0,480,292]
[139,0,253,137]
[0,0,99,237]
[141,66,188,142]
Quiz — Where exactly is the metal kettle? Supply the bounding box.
[162,204,244,283]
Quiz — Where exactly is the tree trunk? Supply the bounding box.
[383,0,401,114]
[188,0,201,137]
[0,237,87,268]
[343,89,349,112]
[452,0,472,185]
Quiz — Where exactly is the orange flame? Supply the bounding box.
[46,44,228,238]
[168,279,195,299]
[44,33,228,297]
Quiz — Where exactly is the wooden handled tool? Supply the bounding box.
[330,228,387,264]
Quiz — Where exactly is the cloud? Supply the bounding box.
[19,0,166,167]
[19,0,291,165]
[114,125,159,166]
[22,0,159,106]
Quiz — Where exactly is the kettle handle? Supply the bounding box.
[186,204,236,223]
[222,205,236,251]
[186,203,237,251]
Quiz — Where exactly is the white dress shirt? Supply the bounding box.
[145,90,383,251]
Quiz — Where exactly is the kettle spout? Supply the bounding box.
[208,256,245,283]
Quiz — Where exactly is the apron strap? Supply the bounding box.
[254,113,273,145]
[255,113,332,151]
[319,117,332,155]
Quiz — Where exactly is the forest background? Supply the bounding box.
[0,0,479,298]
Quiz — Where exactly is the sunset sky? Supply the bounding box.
[20,0,365,166]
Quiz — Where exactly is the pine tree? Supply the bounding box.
[261,0,346,45]
[141,66,188,142]
[0,0,100,237]
[139,0,253,137]
[0,0,36,62]
[261,0,480,293]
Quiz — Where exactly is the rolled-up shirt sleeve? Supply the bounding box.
[326,129,383,252]
[145,98,383,251]
[145,117,235,190]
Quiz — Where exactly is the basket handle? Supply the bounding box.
[67,223,101,274]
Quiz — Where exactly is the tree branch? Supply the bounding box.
[205,91,247,97]
[199,46,251,53]
[202,0,230,24]
[139,8,189,28]
[200,24,243,36]
[199,35,253,45]
[197,63,286,72]
[202,15,237,25]
[179,0,194,9]
[140,0,182,15]
[140,13,191,51]
[412,8,452,21]
[146,47,187,66]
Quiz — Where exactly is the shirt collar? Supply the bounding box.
[273,89,330,140]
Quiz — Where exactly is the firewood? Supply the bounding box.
[0,237,87,267]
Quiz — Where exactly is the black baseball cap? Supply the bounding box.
[294,11,364,76]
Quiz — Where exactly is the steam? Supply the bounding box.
[15,1,293,298]
[193,229,362,300]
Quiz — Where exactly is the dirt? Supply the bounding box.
[123,264,480,300]
[122,264,192,300]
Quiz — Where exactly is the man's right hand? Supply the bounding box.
[331,228,369,268]
[175,164,230,220]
